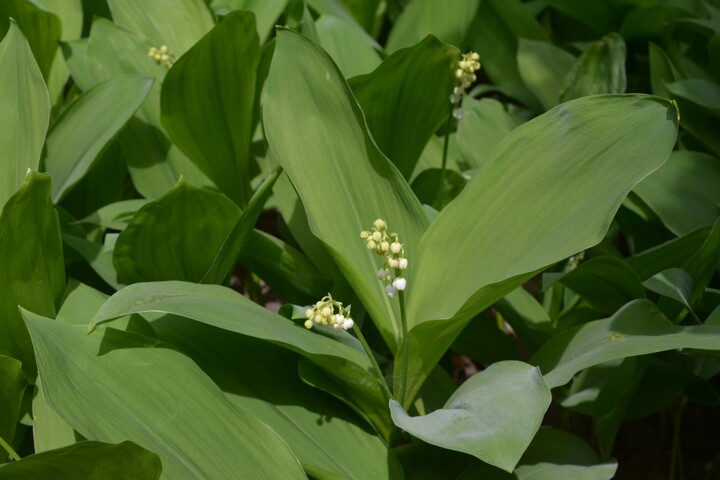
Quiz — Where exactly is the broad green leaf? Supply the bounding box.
[557,257,645,313]
[211,0,288,42]
[316,15,380,78]
[410,168,467,210]
[634,151,720,236]
[153,316,404,480]
[0,22,50,209]
[516,39,575,109]
[404,95,678,402]
[107,0,214,57]
[264,29,428,351]
[45,76,152,201]
[23,311,306,479]
[665,78,720,112]
[161,11,259,206]
[625,226,711,281]
[396,427,616,480]
[560,33,627,103]
[466,0,547,110]
[238,229,332,304]
[643,268,695,314]
[390,361,551,472]
[532,299,720,388]
[306,0,381,49]
[90,281,393,439]
[41,0,83,104]
[114,181,239,284]
[0,0,61,80]
[542,0,617,34]
[63,233,122,291]
[620,5,698,40]
[32,379,77,453]
[81,18,213,199]
[455,98,522,170]
[77,199,150,231]
[349,35,458,179]
[0,172,64,375]
[386,0,479,52]
[337,0,382,34]
[0,355,25,461]
[202,167,281,284]
[0,441,162,479]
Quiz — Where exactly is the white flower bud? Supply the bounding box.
[371,231,382,242]
[367,239,377,250]
[314,314,325,325]
[360,231,370,239]
[387,257,399,268]
[333,323,343,331]
[390,242,402,254]
[398,258,408,269]
[380,241,390,253]
[377,268,390,280]
[385,285,398,298]
[304,319,313,329]
[373,219,386,230]
[392,277,407,291]
[305,308,314,319]
[321,307,332,318]
[343,318,354,330]
[335,314,345,325]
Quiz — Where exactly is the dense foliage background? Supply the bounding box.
[1,0,719,479]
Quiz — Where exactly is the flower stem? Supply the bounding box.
[0,434,20,461]
[396,289,409,406]
[352,324,393,405]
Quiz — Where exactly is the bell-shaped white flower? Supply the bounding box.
[385,284,398,298]
[392,277,407,291]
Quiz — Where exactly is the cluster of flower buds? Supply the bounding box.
[148,45,174,70]
[360,219,408,298]
[449,51,481,120]
[304,294,354,331]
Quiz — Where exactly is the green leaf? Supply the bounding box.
[560,33,627,103]
[211,0,288,43]
[542,0,617,34]
[32,379,77,453]
[153,316,404,480]
[410,168,467,210]
[516,39,575,109]
[0,21,50,209]
[90,281,393,439]
[625,226,710,281]
[455,98,522,170]
[0,440,162,479]
[390,361,551,472]
[643,268,695,313]
[114,181,239,284]
[0,0,61,80]
[23,310,306,479]
[45,76,152,201]
[665,78,720,112]
[161,11,259,206]
[0,172,64,375]
[0,355,25,461]
[264,29,428,352]
[633,151,720,236]
[557,257,645,313]
[107,0,214,57]
[316,15,380,78]
[466,0,546,110]
[201,167,281,284]
[80,18,213,199]
[532,299,720,388]
[386,0,479,52]
[349,35,458,179]
[77,199,150,231]
[404,95,678,402]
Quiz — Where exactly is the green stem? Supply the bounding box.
[669,398,687,480]
[436,105,453,206]
[396,288,409,407]
[352,324,393,405]
[0,435,20,462]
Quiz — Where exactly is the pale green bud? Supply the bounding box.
[380,241,390,253]
[304,319,313,329]
[390,242,402,254]
[373,219,386,230]
[305,309,314,319]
